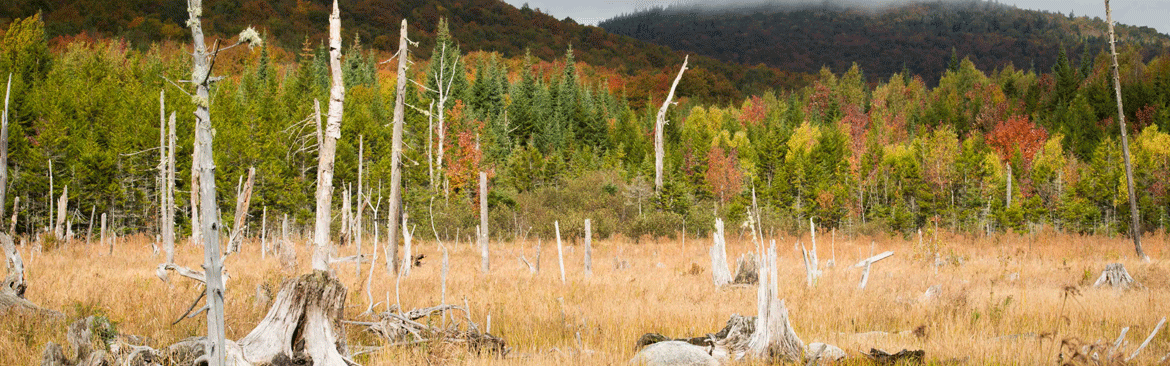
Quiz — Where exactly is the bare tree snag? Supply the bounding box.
[710,218,732,287]
[165,113,176,264]
[1093,263,1137,289]
[183,2,263,363]
[159,89,167,241]
[280,214,295,272]
[227,167,256,254]
[340,186,351,246]
[11,198,19,237]
[313,0,345,272]
[479,172,489,273]
[801,218,820,288]
[556,221,565,284]
[0,74,9,223]
[655,55,688,192]
[386,18,409,275]
[190,126,201,247]
[1106,0,1147,261]
[356,135,363,278]
[100,213,106,253]
[584,219,592,276]
[746,241,805,362]
[260,206,266,260]
[855,251,894,290]
[53,186,67,240]
[400,210,413,277]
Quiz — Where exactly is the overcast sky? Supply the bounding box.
[500,0,1169,35]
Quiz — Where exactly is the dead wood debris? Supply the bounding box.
[347,304,509,357]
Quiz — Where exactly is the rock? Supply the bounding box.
[806,342,846,362]
[629,341,719,366]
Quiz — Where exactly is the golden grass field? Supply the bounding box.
[2,228,1169,365]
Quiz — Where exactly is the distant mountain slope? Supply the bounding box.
[600,1,1170,83]
[0,0,812,103]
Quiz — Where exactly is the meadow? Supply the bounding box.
[2,228,1168,365]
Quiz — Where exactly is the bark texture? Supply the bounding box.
[313,0,345,271]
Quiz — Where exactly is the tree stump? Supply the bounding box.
[1093,263,1137,289]
[236,271,349,365]
[732,253,758,285]
[709,218,732,287]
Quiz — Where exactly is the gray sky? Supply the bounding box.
[500,0,1169,35]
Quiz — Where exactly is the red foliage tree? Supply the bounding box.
[705,145,742,204]
[985,115,1048,171]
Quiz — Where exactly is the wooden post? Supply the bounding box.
[584,219,592,277]
[655,56,688,192]
[710,218,732,287]
[479,172,489,273]
[556,220,565,284]
[1106,0,1147,261]
[386,18,409,275]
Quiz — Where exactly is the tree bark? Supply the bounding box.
[313,0,345,272]
[655,55,688,192]
[236,271,349,365]
[1105,0,1147,261]
[387,18,409,275]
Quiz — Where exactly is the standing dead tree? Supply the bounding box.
[855,251,894,290]
[1105,0,1147,261]
[710,218,732,287]
[385,19,410,275]
[312,0,347,271]
[1,74,11,226]
[2,233,58,314]
[800,218,820,287]
[655,55,688,192]
[479,172,489,273]
[227,167,256,254]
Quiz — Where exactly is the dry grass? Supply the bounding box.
[2,229,1169,365]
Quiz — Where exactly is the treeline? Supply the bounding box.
[2,13,1169,243]
[0,0,813,107]
[600,0,1170,85]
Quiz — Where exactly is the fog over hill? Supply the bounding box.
[599,0,1170,84]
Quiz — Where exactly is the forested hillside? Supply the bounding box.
[0,0,813,105]
[600,0,1170,84]
[1,9,1170,243]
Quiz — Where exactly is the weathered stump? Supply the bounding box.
[732,253,758,285]
[236,270,349,365]
[1093,263,1137,289]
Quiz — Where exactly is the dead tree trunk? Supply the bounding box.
[1106,0,1147,261]
[159,89,167,242]
[313,0,346,271]
[400,210,413,277]
[165,112,176,264]
[556,220,565,284]
[53,186,67,240]
[479,172,489,273]
[710,218,732,287]
[386,18,409,275]
[356,135,363,278]
[227,167,256,254]
[745,241,804,362]
[654,55,688,192]
[190,126,201,247]
[584,218,592,276]
[0,74,10,224]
